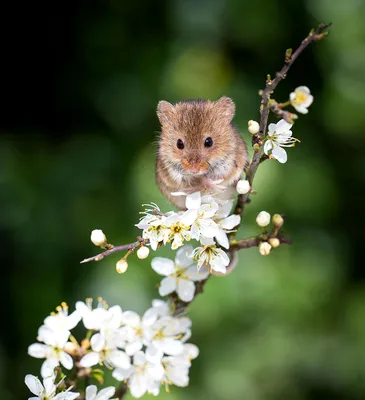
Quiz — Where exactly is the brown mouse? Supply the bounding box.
[155,96,248,210]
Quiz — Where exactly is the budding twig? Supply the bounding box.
[234,22,330,217]
[80,238,148,264]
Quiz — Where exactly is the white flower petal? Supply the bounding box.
[145,346,163,364]
[28,343,49,359]
[180,209,198,226]
[109,350,130,369]
[41,357,59,378]
[122,311,141,327]
[215,230,230,249]
[294,105,308,114]
[275,119,293,133]
[175,245,194,268]
[25,375,44,396]
[267,123,277,135]
[272,145,288,163]
[177,279,196,302]
[154,338,184,355]
[159,276,177,296]
[151,257,175,276]
[86,385,97,400]
[59,351,73,370]
[129,374,147,398]
[112,367,134,381]
[185,191,201,209]
[200,219,219,238]
[90,333,105,352]
[185,265,210,281]
[79,352,100,368]
[95,386,116,400]
[264,140,273,155]
[125,341,143,356]
[146,362,164,380]
[220,214,240,230]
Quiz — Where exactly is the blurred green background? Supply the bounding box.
[1,0,365,399]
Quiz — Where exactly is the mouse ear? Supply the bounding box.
[157,101,175,125]
[214,96,236,123]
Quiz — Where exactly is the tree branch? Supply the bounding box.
[234,22,330,217]
[80,238,147,264]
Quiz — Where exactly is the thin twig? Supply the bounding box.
[234,23,330,217]
[80,239,147,264]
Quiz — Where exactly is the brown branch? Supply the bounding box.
[115,382,128,399]
[80,238,147,264]
[234,22,330,217]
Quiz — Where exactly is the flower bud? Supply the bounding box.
[116,258,128,274]
[268,238,280,248]
[259,242,272,256]
[236,179,250,195]
[272,214,284,228]
[248,120,260,134]
[256,211,271,227]
[90,229,107,247]
[137,246,150,259]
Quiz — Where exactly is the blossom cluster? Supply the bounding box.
[27,299,198,399]
[136,191,240,274]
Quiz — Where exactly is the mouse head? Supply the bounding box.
[157,97,236,176]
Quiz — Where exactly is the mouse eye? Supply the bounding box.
[204,137,213,148]
[176,139,184,150]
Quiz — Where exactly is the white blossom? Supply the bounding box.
[264,119,299,163]
[289,86,313,114]
[136,204,171,251]
[120,309,158,356]
[116,258,128,274]
[113,348,164,398]
[164,211,195,250]
[248,120,260,134]
[91,229,107,247]
[213,200,240,249]
[43,302,81,336]
[25,373,79,400]
[259,242,272,256]
[236,179,250,194]
[151,246,209,302]
[184,192,219,241]
[256,211,271,227]
[137,246,150,259]
[150,315,192,355]
[192,237,230,274]
[28,325,74,378]
[269,238,280,248]
[85,385,116,400]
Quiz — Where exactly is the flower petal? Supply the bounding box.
[175,245,194,268]
[129,374,147,399]
[59,351,73,370]
[180,209,198,226]
[25,375,44,396]
[159,276,177,296]
[122,310,141,327]
[41,357,59,378]
[28,343,49,359]
[79,352,100,368]
[215,230,229,249]
[185,265,210,281]
[275,119,293,133]
[86,385,97,400]
[272,145,288,163]
[109,350,131,369]
[177,279,196,302]
[220,214,240,230]
[264,140,273,155]
[95,386,116,400]
[185,191,201,209]
[151,257,175,276]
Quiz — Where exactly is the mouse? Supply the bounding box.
[155,96,248,210]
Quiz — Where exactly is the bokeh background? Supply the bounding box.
[2,0,365,399]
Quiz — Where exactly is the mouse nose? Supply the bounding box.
[182,159,208,174]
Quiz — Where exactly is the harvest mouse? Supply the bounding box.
[155,96,248,210]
